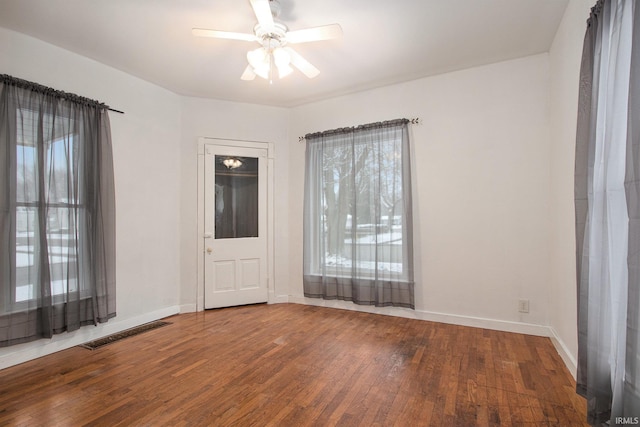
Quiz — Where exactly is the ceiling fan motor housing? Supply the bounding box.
[254,22,288,48]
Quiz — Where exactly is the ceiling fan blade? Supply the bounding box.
[249,0,274,28]
[286,24,343,44]
[241,65,257,81]
[192,28,257,42]
[285,47,320,78]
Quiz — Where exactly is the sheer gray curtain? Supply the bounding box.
[0,75,116,347]
[575,1,640,424]
[303,119,414,308]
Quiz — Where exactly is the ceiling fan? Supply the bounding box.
[192,0,342,83]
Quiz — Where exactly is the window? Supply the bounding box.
[0,75,116,347]
[214,155,259,239]
[303,119,414,308]
[14,111,81,305]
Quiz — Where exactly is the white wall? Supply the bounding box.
[288,54,554,334]
[0,28,182,369]
[548,0,593,376]
[178,97,291,311]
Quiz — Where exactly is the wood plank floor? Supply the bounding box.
[0,303,587,426]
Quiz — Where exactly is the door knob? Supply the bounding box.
[206,247,213,254]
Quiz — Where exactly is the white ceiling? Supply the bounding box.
[0,0,569,107]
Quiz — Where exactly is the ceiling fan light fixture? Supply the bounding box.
[273,47,290,67]
[247,48,267,69]
[246,46,293,81]
[273,47,293,78]
[247,47,271,79]
[254,64,270,80]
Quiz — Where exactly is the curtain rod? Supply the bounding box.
[298,117,421,142]
[0,74,125,115]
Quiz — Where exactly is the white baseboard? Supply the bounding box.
[180,303,197,313]
[0,305,180,370]
[549,327,577,380]
[268,292,290,304]
[287,296,550,336]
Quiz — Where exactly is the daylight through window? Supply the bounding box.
[303,119,415,308]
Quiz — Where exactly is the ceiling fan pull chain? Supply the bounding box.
[269,51,274,85]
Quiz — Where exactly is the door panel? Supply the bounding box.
[214,261,235,291]
[240,259,260,289]
[204,144,268,309]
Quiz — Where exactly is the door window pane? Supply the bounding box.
[215,156,259,239]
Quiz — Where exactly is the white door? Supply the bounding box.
[203,144,268,308]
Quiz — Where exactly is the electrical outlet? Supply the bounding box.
[518,299,530,313]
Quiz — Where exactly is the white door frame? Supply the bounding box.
[196,137,275,311]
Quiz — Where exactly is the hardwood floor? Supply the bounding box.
[0,303,587,426]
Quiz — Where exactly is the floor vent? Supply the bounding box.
[79,321,171,350]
